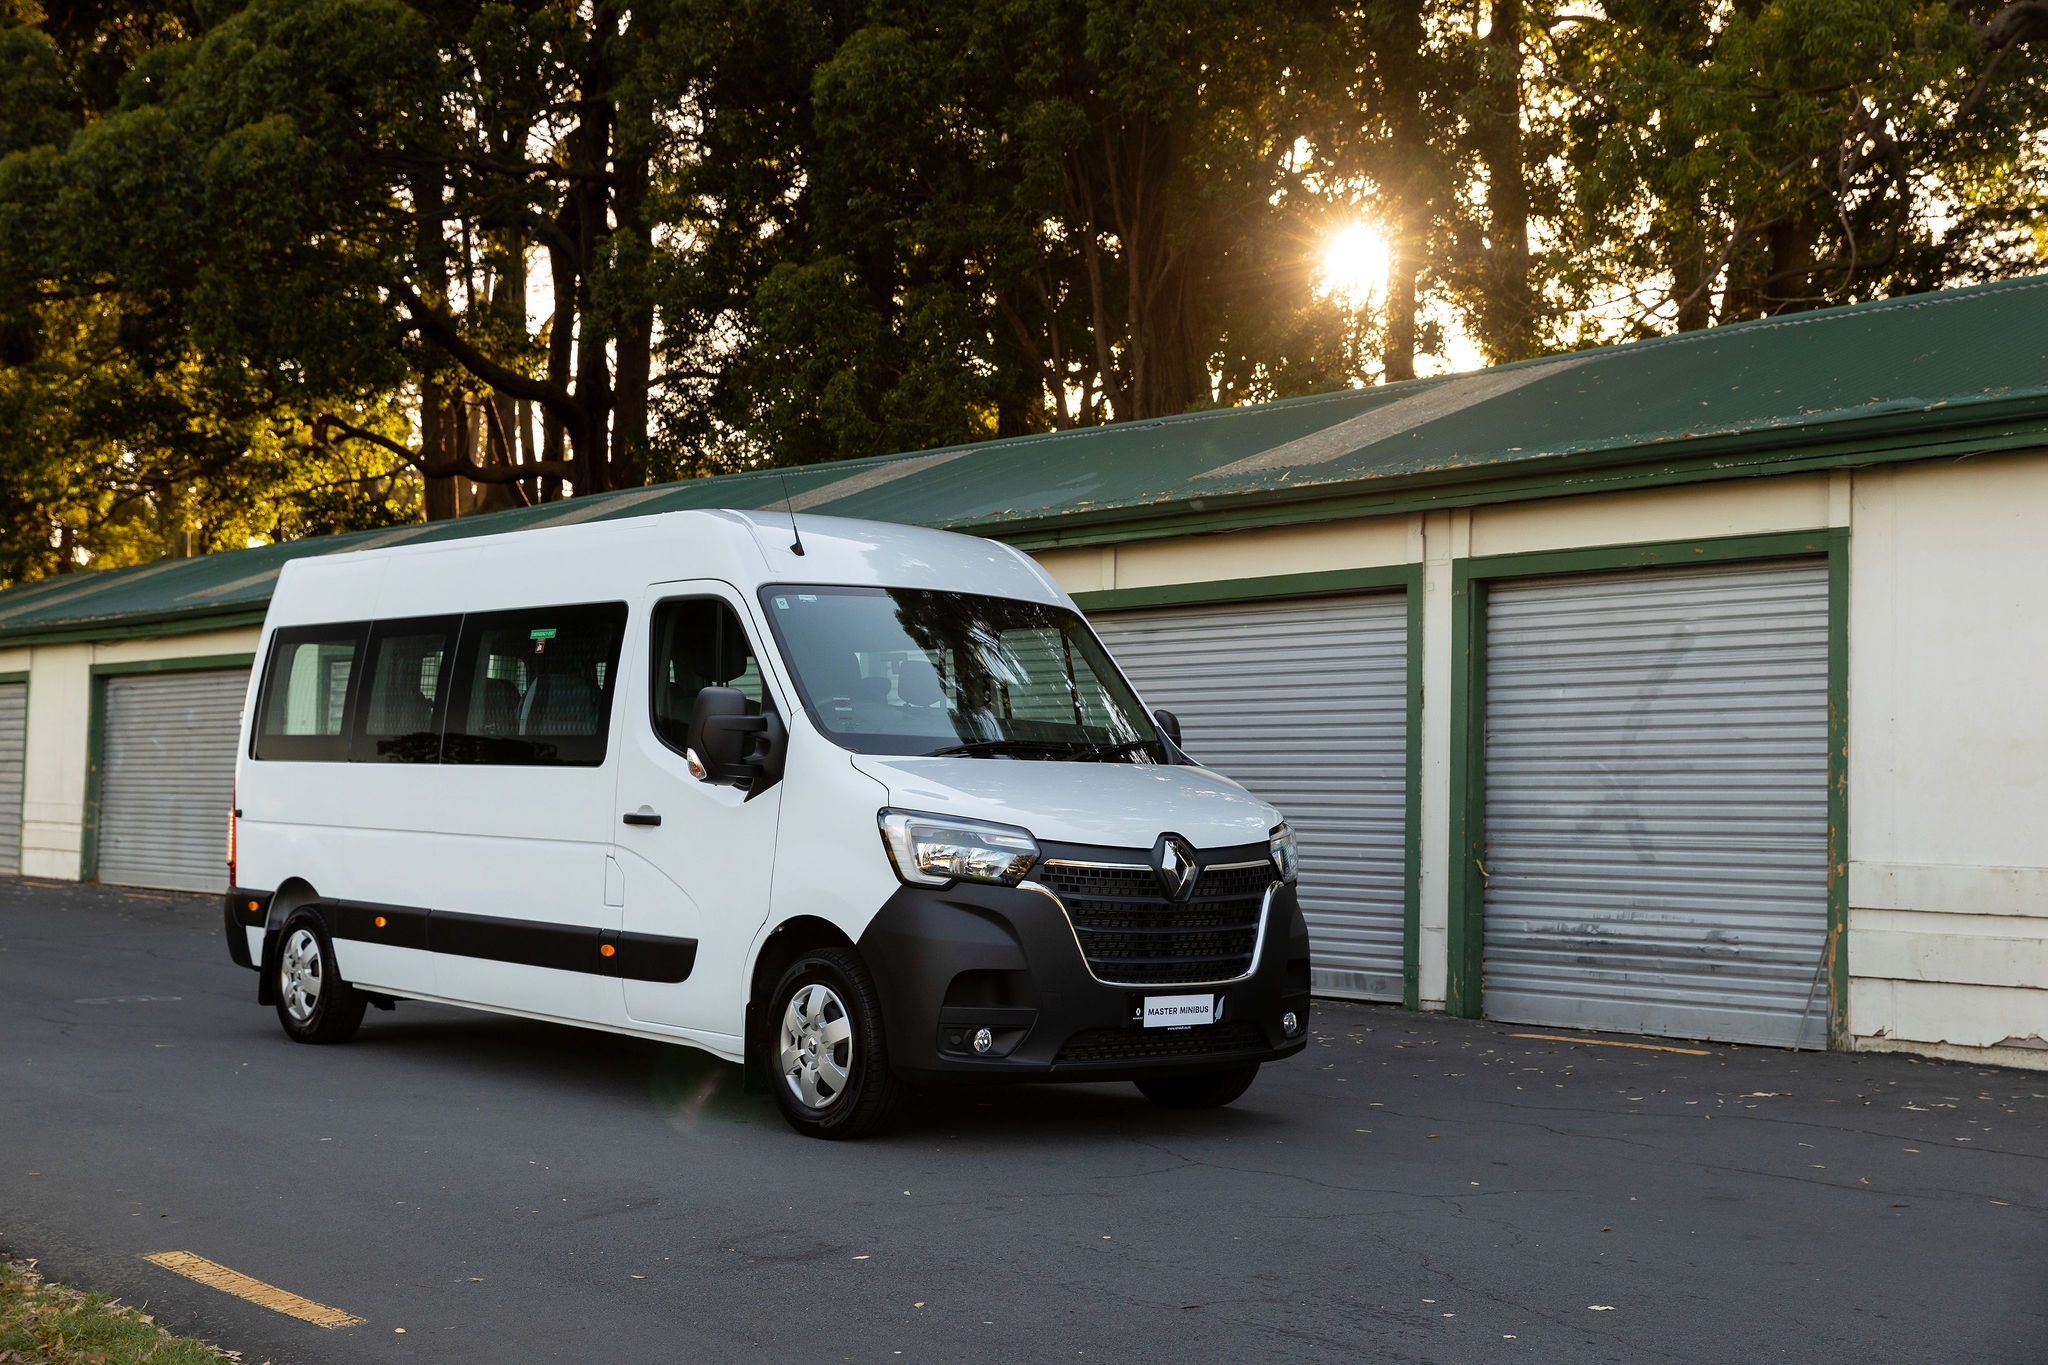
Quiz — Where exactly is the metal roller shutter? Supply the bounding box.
[1482,559,1830,1049]
[1091,594,1409,1001]
[97,669,249,893]
[0,681,23,875]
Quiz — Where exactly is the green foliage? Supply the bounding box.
[0,0,2042,586]
[0,1253,232,1363]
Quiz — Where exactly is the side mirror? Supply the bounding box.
[1152,708,1183,746]
[685,687,786,796]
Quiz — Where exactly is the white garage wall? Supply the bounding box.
[9,627,261,882]
[1847,452,2048,1062]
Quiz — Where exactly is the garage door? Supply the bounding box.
[0,680,23,875]
[1482,559,1829,1048]
[97,669,249,893]
[1091,594,1410,1000]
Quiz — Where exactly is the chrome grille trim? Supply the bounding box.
[1029,859,1277,990]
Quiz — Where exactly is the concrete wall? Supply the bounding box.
[1042,457,2048,1069]
[5,626,259,880]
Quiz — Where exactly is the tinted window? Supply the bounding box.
[253,624,367,761]
[760,586,1162,760]
[352,616,457,763]
[441,603,627,766]
[650,598,766,753]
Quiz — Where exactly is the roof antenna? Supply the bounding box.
[778,473,806,556]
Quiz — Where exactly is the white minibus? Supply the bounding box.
[224,511,1310,1137]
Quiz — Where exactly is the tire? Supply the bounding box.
[1136,1063,1260,1109]
[766,948,900,1139]
[273,910,367,1044]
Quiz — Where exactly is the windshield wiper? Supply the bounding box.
[1070,739,1158,762]
[924,739,1079,759]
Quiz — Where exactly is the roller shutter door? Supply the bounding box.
[1091,594,1409,1001]
[97,669,249,893]
[1482,559,1829,1049]
[0,680,23,874]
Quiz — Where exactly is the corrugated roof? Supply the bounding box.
[4,274,2046,645]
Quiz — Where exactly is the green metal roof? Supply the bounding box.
[4,274,2046,645]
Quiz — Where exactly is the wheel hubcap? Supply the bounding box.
[280,927,323,1024]
[777,983,853,1110]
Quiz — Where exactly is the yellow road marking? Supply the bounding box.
[143,1251,364,1329]
[1507,1032,1712,1057]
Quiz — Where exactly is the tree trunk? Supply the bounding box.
[1381,0,1428,383]
[1479,0,1536,361]
[609,137,653,492]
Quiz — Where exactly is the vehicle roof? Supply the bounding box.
[2,273,2045,645]
[263,510,1066,628]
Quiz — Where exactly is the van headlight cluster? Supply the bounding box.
[878,809,1040,888]
[1269,822,1299,882]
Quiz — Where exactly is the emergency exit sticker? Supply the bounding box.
[1142,994,1215,1028]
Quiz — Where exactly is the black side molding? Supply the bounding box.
[326,899,697,984]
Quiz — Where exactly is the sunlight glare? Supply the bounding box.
[1320,223,1390,309]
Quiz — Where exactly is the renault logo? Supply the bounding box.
[1152,833,1200,901]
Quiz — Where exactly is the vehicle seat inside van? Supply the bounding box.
[520,669,597,736]
[895,659,946,708]
[476,677,520,736]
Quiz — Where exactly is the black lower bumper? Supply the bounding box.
[856,879,1312,1083]
[222,887,272,970]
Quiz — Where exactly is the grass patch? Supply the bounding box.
[0,1257,233,1364]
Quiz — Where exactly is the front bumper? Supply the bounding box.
[856,875,1312,1083]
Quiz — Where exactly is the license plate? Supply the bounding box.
[1142,994,1215,1028]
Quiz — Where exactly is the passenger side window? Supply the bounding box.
[650,598,766,753]
[253,624,367,761]
[351,616,458,763]
[441,602,628,766]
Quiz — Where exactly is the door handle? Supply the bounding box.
[623,808,662,827]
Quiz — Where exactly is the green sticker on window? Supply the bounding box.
[530,627,558,641]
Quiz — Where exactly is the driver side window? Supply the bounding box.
[650,597,765,753]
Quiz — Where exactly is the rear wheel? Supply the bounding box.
[1136,1063,1260,1109]
[273,911,366,1044]
[767,948,900,1139]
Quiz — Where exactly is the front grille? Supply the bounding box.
[1056,1020,1269,1064]
[1039,858,1272,986]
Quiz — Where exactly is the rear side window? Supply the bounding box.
[650,597,766,753]
[253,624,368,761]
[352,616,458,763]
[441,602,628,766]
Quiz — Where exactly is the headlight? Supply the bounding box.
[878,809,1040,888]
[1269,822,1298,882]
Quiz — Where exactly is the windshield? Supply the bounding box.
[760,585,1165,761]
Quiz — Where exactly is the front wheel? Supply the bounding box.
[767,948,901,1139]
[273,910,366,1044]
[1136,1063,1260,1109]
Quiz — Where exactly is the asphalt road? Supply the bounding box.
[2,878,2044,1364]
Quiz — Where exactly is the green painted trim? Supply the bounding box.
[1446,563,1486,1018]
[80,672,105,882]
[1825,529,1850,1048]
[1445,529,1849,1040]
[0,608,267,650]
[990,423,2045,553]
[1071,563,1419,612]
[87,652,255,679]
[0,670,27,685]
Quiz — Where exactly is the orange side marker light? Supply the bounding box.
[600,943,616,958]
[373,916,387,928]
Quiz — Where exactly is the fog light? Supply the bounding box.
[972,1027,994,1055]
[1282,1011,1300,1037]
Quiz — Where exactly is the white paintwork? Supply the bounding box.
[234,509,1283,1058]
[1844,454,2048,1066]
